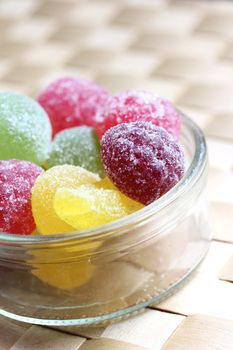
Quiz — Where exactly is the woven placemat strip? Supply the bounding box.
[0,0,232,349]
[162,314,233,350]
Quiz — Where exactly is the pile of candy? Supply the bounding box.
[0,77,185,235]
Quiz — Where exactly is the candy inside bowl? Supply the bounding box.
[0,79,210,326]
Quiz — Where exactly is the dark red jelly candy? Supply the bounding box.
[38,76,109,137]
[97,90,181,140]
[101,121,185,205]
[0,160,43,234]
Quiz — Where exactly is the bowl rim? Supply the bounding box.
[0,112,207,245]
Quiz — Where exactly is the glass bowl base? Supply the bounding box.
[0,244,209,327]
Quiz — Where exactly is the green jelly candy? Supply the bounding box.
[0,92,52,166]
[48,126,105,177]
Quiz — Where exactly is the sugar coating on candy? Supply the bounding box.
[54,180,143,230]
[0,92,52,165]
[95,177,144,213]
[48,126,104,177]
[101,121,185,205]
[0,160,43,234]
[31,165,100,234]
[96,90,181,140]
[38,76,109,137]
[54,186,126,230]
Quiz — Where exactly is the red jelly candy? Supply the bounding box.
[38,77,109,137]
[101,121,185,205]
[0,160,43,234]
[97,90,181,140]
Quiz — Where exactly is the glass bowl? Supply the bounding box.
[0,113,211,326]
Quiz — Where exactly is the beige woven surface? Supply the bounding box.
[0,0,233,349]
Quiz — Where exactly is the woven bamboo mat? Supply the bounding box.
[0,0,233,349]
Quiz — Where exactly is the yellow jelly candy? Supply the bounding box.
[53,178,144,230]
[32,259,95,291]
[95,178,145,213]
[31,165,100,234]
[33,263,94,291]
[30,237,100,290]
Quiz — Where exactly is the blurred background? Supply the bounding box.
[0,1,233,349]
[0,0,232,206]
[0,0,232,141]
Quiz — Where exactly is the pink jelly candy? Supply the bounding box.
[38,77,109,137]
[0,160,43,234]
[96,90,181,140]
[101,121,185,205]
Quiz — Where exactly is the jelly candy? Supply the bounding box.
[34,177,142,289]
[38,76,109,137]
[0,92,51,166]
[32,258,96,291]
[0,160,43,234]
[101,121,185,205]
[53,178,144,230]
[95,177,144,213]
[48,126,104,177]
[30,233,99,290]
[96,90,181,140]
[54,186,125,230]
[31,165,100,234]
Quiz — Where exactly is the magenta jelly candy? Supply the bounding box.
[97,90,181,140]
[0,160,43,234]
[101,121,185,205]
[37,76,109,137]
